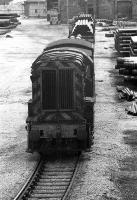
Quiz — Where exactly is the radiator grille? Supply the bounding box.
[59,69,73,109]
[42,70,56,109]
[42,69,74,110]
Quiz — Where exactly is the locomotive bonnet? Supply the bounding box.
[26,38,95,154]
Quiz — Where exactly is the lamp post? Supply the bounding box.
[66,0,68,24]
[85,0,88,14]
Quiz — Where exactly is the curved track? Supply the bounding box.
[14,155,80,200]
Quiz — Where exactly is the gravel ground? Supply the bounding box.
[67,28,137,200]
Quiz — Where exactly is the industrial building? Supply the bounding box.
[47,0,137,23]
[0,0,137,21]
[23,0,47,17]
[95,0,136,20]
[0,0,11,4]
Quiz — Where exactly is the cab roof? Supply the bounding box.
[32,47,94,73]
[44,39,94,55]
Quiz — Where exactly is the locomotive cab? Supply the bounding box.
[26,39,95,154]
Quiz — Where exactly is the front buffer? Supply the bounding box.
[26,122,88,154]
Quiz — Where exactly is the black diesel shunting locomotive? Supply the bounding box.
[26,38,95,154]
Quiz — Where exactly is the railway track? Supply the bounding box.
[14,155,80,200]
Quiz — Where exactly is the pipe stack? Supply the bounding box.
[0,13,21,29]
[0,19,10,27]
[116,57,137,81]
[130,36,137,56]
[114,29,137,56]
[126,101,137,116]
[72,20,93,34]
[96,18,113,25]
[116,86,136,101]
[69,14,95,42]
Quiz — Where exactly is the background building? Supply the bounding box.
[46,0,137,23]
[24,0,47,17]
[47,0,58,10]
[95,0,133,20]
[0,0,137,21]
[0,0,12,5]
[91,0,137,20]
[59,0,84,23]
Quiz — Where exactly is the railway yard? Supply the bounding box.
[1,17,137,200]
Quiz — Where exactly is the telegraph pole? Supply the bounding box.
[66,0,68,24]
[96,0,99,18]
[85,0,88,14]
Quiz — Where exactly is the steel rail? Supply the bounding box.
[13,155,80,200]
[62,155,80,200]
[13,159,43,200]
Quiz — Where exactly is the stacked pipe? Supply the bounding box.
[73,20,93,33]
[69,14,95,42]
[79,14,95,34]
[0,19,11,27]
[117,85,137,115]
[69,14,95,43]
[114,29,137,56]
[126,101,137,116]
[116,58,137,115]
[96,18,113,25]
[0,13,20,29]
[130,36,137,56]
[77,14,94,20]
[116,57,137,81]
[115,21,137,27]
[116,86,137,101]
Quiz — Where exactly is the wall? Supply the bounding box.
[97,0,114,19]
[129,0,137,19]
[59,0,114,22]
[29,2,46,17]
[47,0,58,10]
[0,4,24,14]
[96,0,137,20]
[24,1,47,17]
[87,0,96,16]
[59,0,137,22]
[0,0,11,5]
[60,0,84,23]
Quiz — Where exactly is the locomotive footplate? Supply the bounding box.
[27,123,90,153]
[39,138,86,154]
